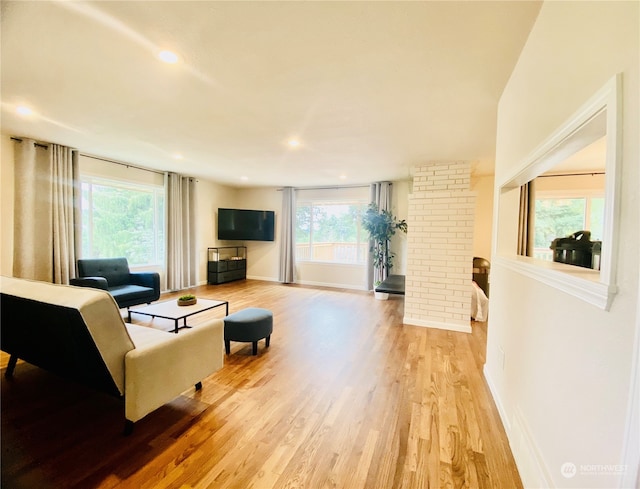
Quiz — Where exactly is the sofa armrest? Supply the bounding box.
[124,319,224,423]
[70,277,109,291]
[129,272,161,300]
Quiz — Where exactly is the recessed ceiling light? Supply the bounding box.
[158,50,179,64]
[339,175,347,180]
[16,106,33,116]
[240,176,249,181]
[288,139,300,148]
[173,153,184,160]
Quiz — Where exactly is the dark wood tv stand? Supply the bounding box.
[207,246,247,285]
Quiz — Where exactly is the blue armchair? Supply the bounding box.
[70,258,161,317]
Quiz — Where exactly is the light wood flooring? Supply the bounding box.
[1,280,521,489]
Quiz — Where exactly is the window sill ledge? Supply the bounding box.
[494,255,616,310]
[296,260,365,268]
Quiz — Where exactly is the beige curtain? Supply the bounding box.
[165,172,197,291]
[279,187,296,283]
[51,145,78,283]
[13,139,78,283]
[517,180,536,256]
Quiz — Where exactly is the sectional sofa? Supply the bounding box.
[0,276,224,433]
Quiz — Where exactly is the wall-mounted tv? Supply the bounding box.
[217,208,275,241]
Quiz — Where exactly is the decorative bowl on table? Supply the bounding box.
[177,294,197,306]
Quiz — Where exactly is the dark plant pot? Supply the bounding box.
[177,297,197,306]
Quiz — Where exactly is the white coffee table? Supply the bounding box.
[129,298,229,333]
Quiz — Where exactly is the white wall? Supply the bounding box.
[390,179,410,276]
[1,134,15,276]
[471,174,494,261]
[80,154,164,187]
[488,2,639,488]
[535,174,605,193]
[232,187,282,282]
[195,179,240,285]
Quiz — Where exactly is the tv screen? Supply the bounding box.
[218,208,275,241]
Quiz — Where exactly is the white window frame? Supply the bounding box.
[80,175,166,268]
[295,199,368,265]
[495,74,622,311]
[532,189,606,260]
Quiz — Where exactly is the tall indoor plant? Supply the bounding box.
[361,203,407,291]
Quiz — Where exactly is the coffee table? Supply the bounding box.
[129,298,229,333]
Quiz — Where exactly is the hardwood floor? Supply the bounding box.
[1,280,521,489]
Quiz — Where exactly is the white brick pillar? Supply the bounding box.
[404,162,475,333]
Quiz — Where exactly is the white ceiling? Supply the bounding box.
[1,1,541,188]
[545,136,607,175]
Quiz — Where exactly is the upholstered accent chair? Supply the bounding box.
[70,258,160,314]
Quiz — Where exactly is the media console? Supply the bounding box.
[207,246,247,285]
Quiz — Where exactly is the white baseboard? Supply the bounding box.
[402,316,472,333]
[245,275,279,282]
[199,276,365,290]
[484,365,554,488]
[483,365,511,434]
[294,279,367,291]
[510,407,555,488]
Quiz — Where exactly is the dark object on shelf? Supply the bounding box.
[208,246,247,284]
[218,208,275,241]
[375,274,405,295]
[550,230,600,269]
[473,257,491,297]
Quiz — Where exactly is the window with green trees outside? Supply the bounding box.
[81,177,165,267]
[533,194,604,261]
[295,201,367,264]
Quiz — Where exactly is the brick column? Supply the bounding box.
[404,162,475,333]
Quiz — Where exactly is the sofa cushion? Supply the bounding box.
[126,323,174,349]
[110,284,155,304]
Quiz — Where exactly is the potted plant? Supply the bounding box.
[177,294,197,306]
[361,203,407,299]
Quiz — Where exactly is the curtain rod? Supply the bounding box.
[538,171,605,178]
[277,184,378,191]
[10,136,49,150]
[80,153,166,176]
[12,138,168,178]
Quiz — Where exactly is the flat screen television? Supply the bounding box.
[217,208,275,241]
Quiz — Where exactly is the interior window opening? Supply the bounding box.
[517,136,606,271]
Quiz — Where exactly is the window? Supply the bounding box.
[497,74,621,310]
[533,192,605,261]
[295,201,367,264]
[81,177,165,267]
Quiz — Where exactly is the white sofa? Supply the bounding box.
[0,276,224,433]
